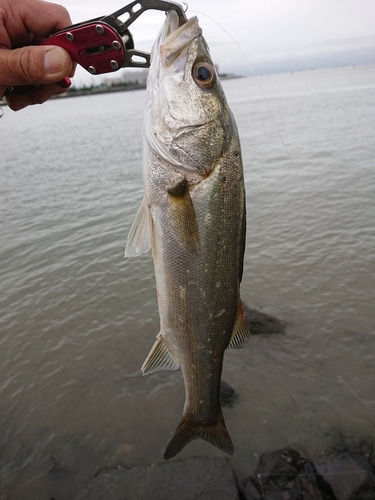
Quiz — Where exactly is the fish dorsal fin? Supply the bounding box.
[167,179,200,256]
[228,300,251,349]
[141,335,179,375]
[125,197,152,257]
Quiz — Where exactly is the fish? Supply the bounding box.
[125,10,250,459]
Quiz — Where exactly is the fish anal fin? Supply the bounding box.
[228,300,251,349]
[141,335,179,375]
[164,410,234,460]
[167,178,199,256]
[125,197,152,257]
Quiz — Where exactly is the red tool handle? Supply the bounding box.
[6,21,126,95]
[45,21,126,77]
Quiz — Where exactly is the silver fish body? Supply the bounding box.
[126,12,250,459]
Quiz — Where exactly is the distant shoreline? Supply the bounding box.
[0,83,146,107]
[2,64,369,107]
[0,74,242,107]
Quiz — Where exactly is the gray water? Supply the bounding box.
[1,65,374,499]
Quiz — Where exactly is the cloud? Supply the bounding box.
[55,0,375,82]
[207,33,375,75]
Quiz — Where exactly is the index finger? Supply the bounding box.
[5,0,72,43]
[25,1,72,36]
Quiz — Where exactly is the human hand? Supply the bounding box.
[0,0,74,111]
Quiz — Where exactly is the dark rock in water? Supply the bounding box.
[74,456,240,500]
[255,448,307,490]
[220,380,238,407]
[241,433,375,500]
[242,448,336,500]
[242,475,262,500]
[326,429,375,474]
[315,455,374,500]
[242,303,287,335]
[315,432,375,500]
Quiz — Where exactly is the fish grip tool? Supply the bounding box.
[6,0,187,95]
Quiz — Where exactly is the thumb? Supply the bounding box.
[0,45,72,87]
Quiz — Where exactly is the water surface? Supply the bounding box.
[0,65,374,498]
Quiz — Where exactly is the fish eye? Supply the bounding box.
[193,62,216,89]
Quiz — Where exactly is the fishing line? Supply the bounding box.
[189,9,306,192]
[190,9,351,264]
[189,10,352,266]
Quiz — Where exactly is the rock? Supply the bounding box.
[314,431,375,500]
[255,448,307,489]
[74,456,240,500]
[242,476,262,500]
[241,433,375,500]
[254,448,308,499]
[242,303,287,335]
[327,430,375,475]
[220,380,238,407]
[242,448,336,500]
[315,454,373,500]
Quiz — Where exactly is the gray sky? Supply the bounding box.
[52,0,375,85]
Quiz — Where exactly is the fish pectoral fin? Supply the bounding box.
[125,197,152,257]
[141,335,179,375]
[164,410,234,460]
[228,300,251,349]
[167,179,199,256]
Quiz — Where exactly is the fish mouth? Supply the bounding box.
[158,13,201,69]
[146,12,205,178]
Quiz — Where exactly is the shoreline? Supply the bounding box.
[0,74,243,107]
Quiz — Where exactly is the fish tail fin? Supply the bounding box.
[164,411,234,460]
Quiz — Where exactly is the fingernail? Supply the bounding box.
[44,47,68,75]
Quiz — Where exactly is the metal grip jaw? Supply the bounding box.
[50,0,187,74]
[109,0,187,33]
[46,0,188,75]
[104,0,188,69]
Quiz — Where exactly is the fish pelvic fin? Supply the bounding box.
[228,299,251,349]
[164,410,234,460]
[167,178,200,256]
[141,335,179,375]
[125,197,152,257]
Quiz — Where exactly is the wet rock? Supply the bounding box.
[315,454,374,500]
[242,303,287,335]
[242,448,336,500]
[242,475,262,500]
[255,448,307,490]
[74,456,240,500]
[327,430,375,474]
[220,380,238,407]
[241,433,375,500]
[315,432,375,500]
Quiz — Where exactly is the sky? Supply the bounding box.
[51,0,375,86]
